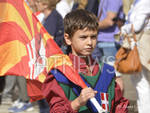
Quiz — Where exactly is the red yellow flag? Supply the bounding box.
[0,0,87,100]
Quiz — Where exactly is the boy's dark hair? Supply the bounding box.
[64,9,99,38]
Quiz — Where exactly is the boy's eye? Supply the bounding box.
[91,36,97,39]
[79,36,87,39]
[79,35,97,40]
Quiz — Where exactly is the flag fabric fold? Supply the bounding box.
[0,1,106,112]
[0,0,87,100]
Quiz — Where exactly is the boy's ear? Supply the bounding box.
[64,33,72,45]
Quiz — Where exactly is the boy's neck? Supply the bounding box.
[71,53,91,65]
[69,53,99,76]
[83,57,90,65]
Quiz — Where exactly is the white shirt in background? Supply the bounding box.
[121,0,150,34]
[56,0,74,18]
[35,12,45,23]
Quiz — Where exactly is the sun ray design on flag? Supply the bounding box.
[0,1,107,112]
[0,0,87,87]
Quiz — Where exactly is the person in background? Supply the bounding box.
[6,76,33,113]
[0,1,35,112]
[72,0,99,16]
[34,0,64,113]
[2,76,16,101]
[92,0,125,92]
[26,0,37,12]
[35,0,64,48]
[0,76,5,105]
[122,0,133,16]
[121,0,150,112]
[42,9,129,113]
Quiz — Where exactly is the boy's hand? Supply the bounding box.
[71,87,97,111]
[78,87,97,106]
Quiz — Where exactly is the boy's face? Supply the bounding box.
[65,28,97,56]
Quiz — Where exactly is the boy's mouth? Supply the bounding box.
[85,48,93,51]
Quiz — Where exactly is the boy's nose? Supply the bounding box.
[87,37,92,45]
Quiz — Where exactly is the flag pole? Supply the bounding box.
[90,97,107,113]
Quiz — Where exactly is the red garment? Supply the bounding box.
[42,54,129,113]
[27,80,44,102]
[69,54,99,76]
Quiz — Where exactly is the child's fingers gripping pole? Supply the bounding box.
[76,79,107,113]
[90,97,107,113]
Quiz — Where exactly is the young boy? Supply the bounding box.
[42,9,129,113]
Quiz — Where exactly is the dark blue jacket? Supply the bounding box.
[44,9,64,47]
[72,0,99,16]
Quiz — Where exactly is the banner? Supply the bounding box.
[0,1,105,112]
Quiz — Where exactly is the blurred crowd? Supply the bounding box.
[1,0,150,113]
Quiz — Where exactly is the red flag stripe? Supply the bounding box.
[0,22,29,45]
[101,93,104,100]
[0,0,88,102]
[0,0,34,38]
